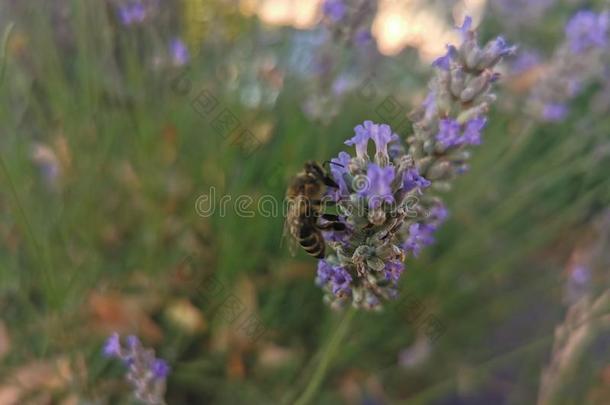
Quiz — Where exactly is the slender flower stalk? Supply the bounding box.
[312,17,515,310]
[103,333,170,405]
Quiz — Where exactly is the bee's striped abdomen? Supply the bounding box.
[299,226,325,258]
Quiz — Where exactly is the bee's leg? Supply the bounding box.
[321,213,340,221]
[317,219,346,232]
[310,199,337,208]
[321,175,339,189]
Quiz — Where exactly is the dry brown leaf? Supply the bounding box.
[0,356,84,405]
[88,291,162,343]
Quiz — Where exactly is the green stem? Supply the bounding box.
[0,22,56,310]
[293,307,357,405]
[0,23,14,89]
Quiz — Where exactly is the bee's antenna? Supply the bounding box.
[323,160,344,170]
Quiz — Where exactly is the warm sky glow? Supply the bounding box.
[245,0,488,62]
[373,0,487,61]
[242,0,322,29]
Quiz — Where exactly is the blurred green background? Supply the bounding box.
[1,0,610,404]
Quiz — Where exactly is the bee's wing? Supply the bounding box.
[281,217,299,257]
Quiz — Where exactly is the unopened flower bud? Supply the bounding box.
[460,71,492,102]
[427,161,452,180]
[450,67,466,98]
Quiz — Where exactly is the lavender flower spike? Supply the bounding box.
[528,9,608,121]
[103,333,169,404]
[307,16,513,310]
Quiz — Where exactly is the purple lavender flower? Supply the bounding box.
[354,29,373,45]
[323,0,347,23]
[510,50,541,75]
[566,10,609,54]
[329,151,352,200]
[462,117,487,145]
[432,45,457,71]
[436,118,461,148]
[457,15,473,39]
[384,260,405,282]
[484,37,515,58]
[480,36,518,67]
[152,359,171,379]
[402,168,431,193]
[322,217,350,246]
[427,203,449,226]
[103,333,122,357]
[403,223,436,257]
[542,103,568,122]
[369,123,393,154]
[170,38,189,67]
[367,121,397,164]
[102,333,169,404]
[346,123,371,159]
[307,15,512,310]
[316,260,352,296]
[527,10,606,122]
[316,260,334,286]
[330,266,352,295]
[126,335,140,348]
[361,163,395,209]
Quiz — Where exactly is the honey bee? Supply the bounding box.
[284,161,346,258]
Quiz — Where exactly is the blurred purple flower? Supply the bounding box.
[566,10,609,54]
[323,0,347,23]
[436,118,461,148]
[403,223,436,257]
[432,45,457,71]
[482,36,518,64]
[510,50,541,75]
[462,117,487,145]
[170,38,189,66]
[118,2,146,26]
[354,29,373,45]
[103,333,121,357]
[542,103,568,122]
[152,359,171,379]
[102,333,169,404]
[571,265,590,285]
[457,15,473,39]
[427,203,449,227]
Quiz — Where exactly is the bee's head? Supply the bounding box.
[304,161,325,179]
